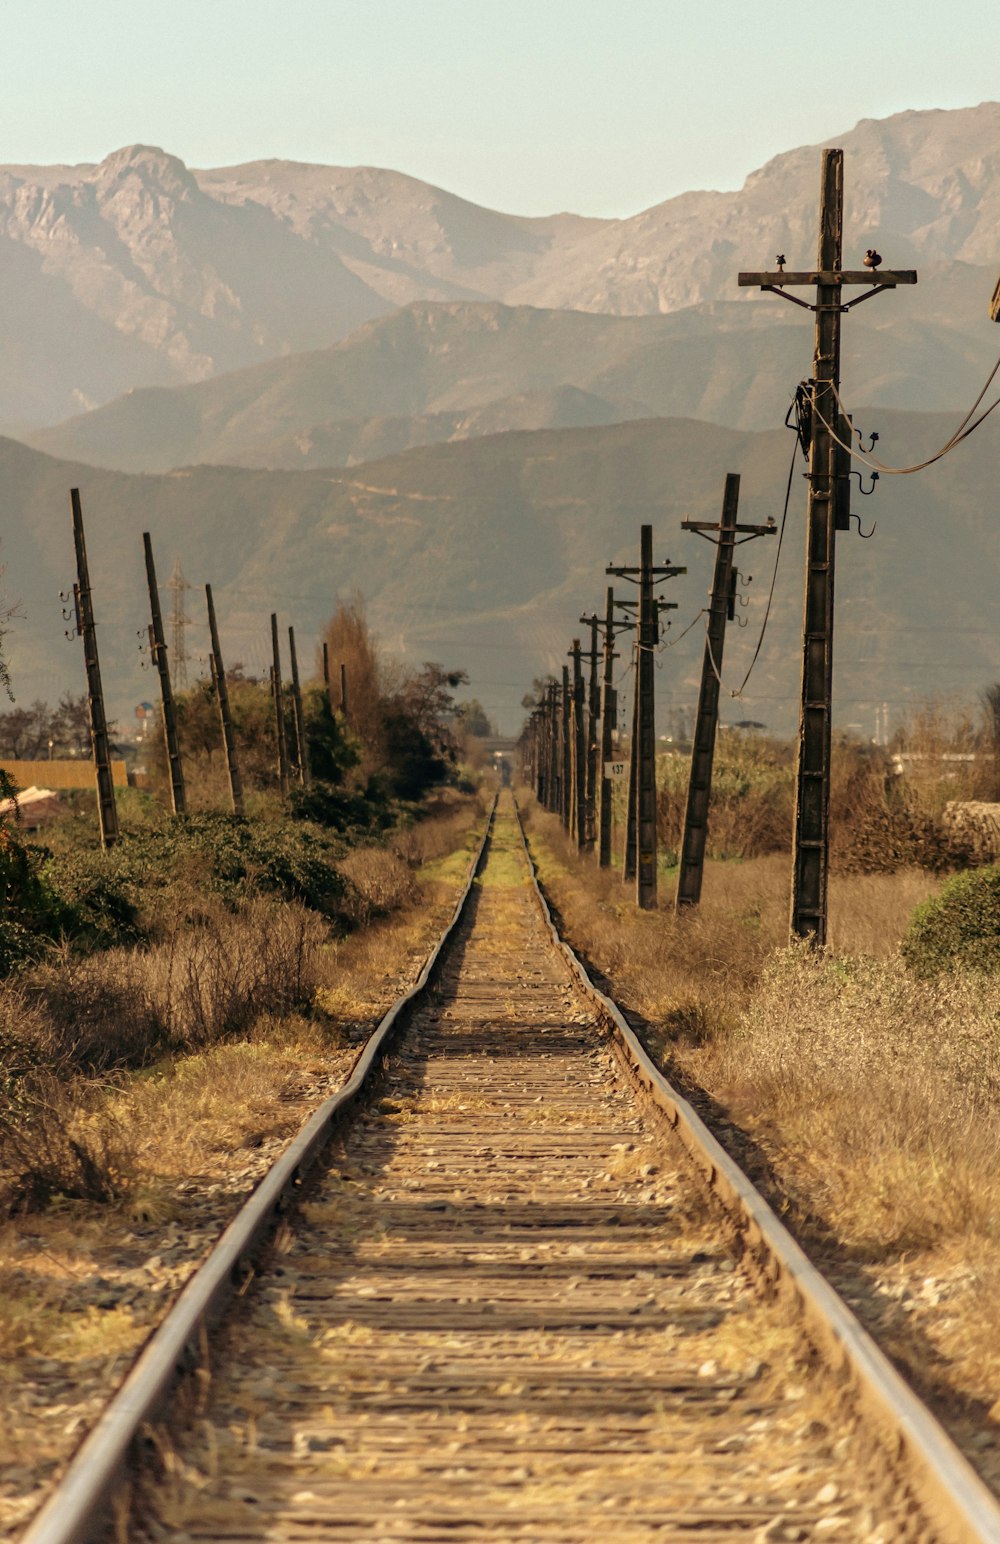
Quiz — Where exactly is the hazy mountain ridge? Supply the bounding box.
[4,102,1000,427]
[5,411,996,734]
[27,267,1000,474]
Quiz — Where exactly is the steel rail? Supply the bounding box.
[20,794,499,1544]
[513,798,1000,1544]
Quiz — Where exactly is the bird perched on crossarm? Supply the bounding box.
[776,254,786,271]
[863,248,883,269]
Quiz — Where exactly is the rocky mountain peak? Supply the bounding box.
[91,143,202,204]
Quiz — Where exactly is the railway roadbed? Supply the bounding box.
[119,798,932,1542]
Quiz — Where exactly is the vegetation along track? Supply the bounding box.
[21,793,1000,1543]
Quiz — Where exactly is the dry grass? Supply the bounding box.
[0,796,486,1532]
[521,794,1000,1451]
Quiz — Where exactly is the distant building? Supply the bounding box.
[0,758,129,791]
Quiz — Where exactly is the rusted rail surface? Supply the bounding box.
[21,793,1000,1542]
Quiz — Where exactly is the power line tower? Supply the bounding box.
[739,148,916,944]
[166,558,192,689]
[675,474,775,908]
[608,527,686,909]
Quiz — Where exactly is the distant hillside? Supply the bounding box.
[3,102,1000,426]
[4,412,997,735]
[26,266,999,473]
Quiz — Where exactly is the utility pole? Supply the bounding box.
[166,558,191,688]
[143,531,187,816]
[739,149,916,943]
[560,665,572,832]
[270,614,290,795]
[575,614,601,852]
[69,488,119,849]
[322,642,331,706]
[676,476,775,907]
[598,587,619,868]
[608,527,686,909]
[569,639,587,850]
[623,664,639,882]
[548,680,560,814]
[288,625,309,786]
[205,584,244,816]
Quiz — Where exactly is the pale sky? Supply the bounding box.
[2,0,996,216]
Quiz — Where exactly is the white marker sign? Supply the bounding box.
[604,761,627,780]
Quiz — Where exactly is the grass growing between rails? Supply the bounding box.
[0,793,487,1538]
[520,796,1000,1486]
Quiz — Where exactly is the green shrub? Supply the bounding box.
[902,865,1000,977]
[0,827,79,971]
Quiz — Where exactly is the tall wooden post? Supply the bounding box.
[739,149,916,943]
[70,489,119,849]
[676,476,738,908]
[570,639,586,851]
[676,476,776,907]
[608,531,686,906]
[270,614,290,796]
[548,681,560,814]
[143,531,186,816]
[560,665,572,832]
[585,618,599,850]
[623,663,639,881]
[634,526,658,908]
[322,641,331,707]
[205,584,244,816]
[599,587,618,869]
[288,624,309,786]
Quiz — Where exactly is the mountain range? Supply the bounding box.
[4,406,996,737]
[2,103,999,734]
[3,102,1000,430]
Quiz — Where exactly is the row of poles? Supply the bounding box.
[527,148,917,945]
[521,483,774,912]
[68,487,348,849]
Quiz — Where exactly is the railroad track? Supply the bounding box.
[22,793,1000,1543]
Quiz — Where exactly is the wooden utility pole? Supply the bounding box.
[623,663,639,882]
[598,587,618,869]
[270,614,290,795]
[205,584,244,816]
[676,476,775,908]
[560,665,572,832]
[739,150,916,943]
[288,625,310,786]
[142,532,187,816]
[608,527,685,909]
[69,488,119,849]
[322,641,331,706]
[570,639,587,850]
[548,681,560,814]
[575,615,600,852]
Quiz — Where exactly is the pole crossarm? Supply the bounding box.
[682,518,776,546]
[739,269,916,316]
[738,269,917,287]
[606,564,686,582]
